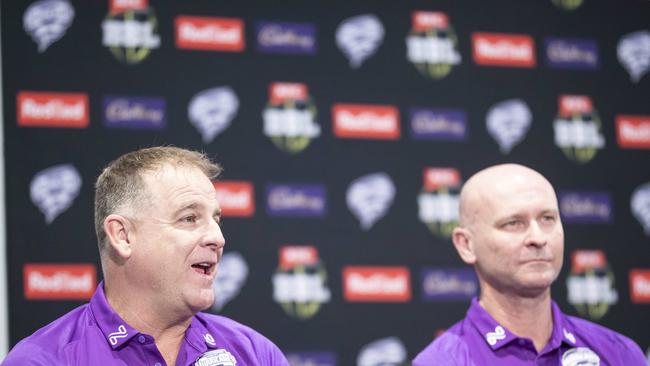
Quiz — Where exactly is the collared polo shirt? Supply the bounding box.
[3,283,289,365]
[413,298,646,365]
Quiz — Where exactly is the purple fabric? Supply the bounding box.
[3,283,288,365]
[413,297,647,366]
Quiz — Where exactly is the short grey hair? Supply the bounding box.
[94,146,222,251]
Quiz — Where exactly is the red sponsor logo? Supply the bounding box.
[269,82,308,104]
[332,104,400,140]
[279,246,318,270]
[175,16,245,52]
[17,91,89,128]
[616,115,650,149]
[472,32,536,67]
[571,250,606,272]
[423,168,461,190]
[343,266,411,302]
[213,181,254,217]
[629,269,650,303]
[559,95,593,116]
[110,0,147,14]
[24,264,96,300]
[412,11,448,31]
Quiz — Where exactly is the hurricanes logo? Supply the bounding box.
[272,246,330,319]
[552,0,584,11]
[30,164,82,224]
[346,172,396,230]
[631,182,650,235]
[336,14,385,68]
[617,31,650,83]
[211,252,249,312]
[553,95,604,163]
[418,168,461,238]
[24,0,75,52]
[356,337,408,366]
[101,4,160,64]
[406,11,461,79]
[262,82,320,153]
[561,347,600,366]
[188,86,239,144]
[486,99,532,154]
[566,250,618,320]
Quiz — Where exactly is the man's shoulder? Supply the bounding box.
[563,313,647,363]
[196,312,268,341]
[413,320,470,366]
[196,312,288,365]
[3,304,92,365]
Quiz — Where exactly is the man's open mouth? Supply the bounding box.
[191,262,215,275]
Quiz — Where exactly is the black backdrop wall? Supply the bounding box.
[3,0,650,364]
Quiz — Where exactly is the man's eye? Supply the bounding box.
[503,220,521,228]
[182,215,197,223]
[214,216,223,227]
[542,215,556,223]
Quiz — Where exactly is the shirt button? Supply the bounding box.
[518,339,526,345]
[154,363,162,366]
[138,335,146,344]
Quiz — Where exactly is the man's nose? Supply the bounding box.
[524,221,547,247]
[203,217,226,250]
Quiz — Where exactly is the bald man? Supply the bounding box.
[413,164,646,366]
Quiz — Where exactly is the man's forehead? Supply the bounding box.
[460,164,557,223]
[141,164,217,200]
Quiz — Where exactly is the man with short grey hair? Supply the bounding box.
[413,164,646,365]
[3,146,289,365]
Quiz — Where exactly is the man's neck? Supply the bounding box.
[104,281,193,365]
[479,287,554,352]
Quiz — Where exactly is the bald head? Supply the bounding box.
[459,164,557,228]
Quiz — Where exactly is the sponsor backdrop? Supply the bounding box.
[3,0,650,364]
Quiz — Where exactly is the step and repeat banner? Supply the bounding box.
[3,0,650,364]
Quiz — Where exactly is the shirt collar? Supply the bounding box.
[89,282,140,349]
[185,314,221,352]
[547,300,579,349]
[466,297,580,351]
[466,297,518,350]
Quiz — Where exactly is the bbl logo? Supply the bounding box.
[406,11,461,79]
[272,246,330,319]
[553,95,605,163]
[262,82,320,153]
[101,0,160,64]
[552,0,584,11]
[417,168,461,238]
[566,250,618,320]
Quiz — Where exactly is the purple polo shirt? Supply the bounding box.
[2,283,289,365]
[413,298,647,366]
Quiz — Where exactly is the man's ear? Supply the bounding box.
[452,226,477,265]
[104,214,134,259]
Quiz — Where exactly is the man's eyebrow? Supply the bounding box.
[172,202,202,217]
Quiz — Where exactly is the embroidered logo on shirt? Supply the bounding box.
[563,328,577,344]
[561,347,600,366]
[108,325,128,345]
[356,337,407,366]
[194,349,237,366]
[485,325,506,346]
[204,333,216,346]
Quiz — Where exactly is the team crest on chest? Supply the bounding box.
[194,349,237,366]
[561,347,600,366]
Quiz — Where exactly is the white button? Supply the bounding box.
[138,335,146,344]
[154,363,162,366]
